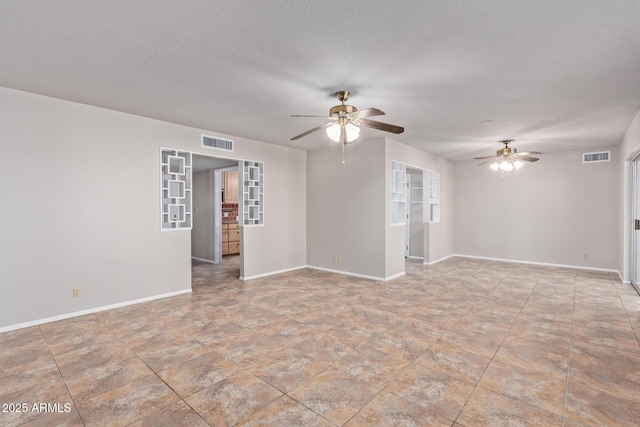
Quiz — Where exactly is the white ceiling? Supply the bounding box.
[2,1,639,161]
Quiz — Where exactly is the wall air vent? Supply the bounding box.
[202,134,234,152]
[583,151,610,164]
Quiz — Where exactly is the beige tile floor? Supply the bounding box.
[1,256,640,426]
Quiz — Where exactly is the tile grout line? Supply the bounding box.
[560,269,578,427]
[612,278,640,349]
[37,324,87,427]
[451,263,549,425]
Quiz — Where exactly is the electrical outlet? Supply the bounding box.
[583,253,589,260]
[337,256,341,263]
[72,288,81,298]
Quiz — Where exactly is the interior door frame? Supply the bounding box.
[405,173,411,257]
[631,155,640,294]
[215,165,240,264]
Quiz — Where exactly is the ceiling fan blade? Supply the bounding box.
[517,151,543,156]
[473,155,498,160]
[359,118,404,134]
[291,123,330,140]
[477,159,497,166]
[516,155,540,162]
[349,108,385,119]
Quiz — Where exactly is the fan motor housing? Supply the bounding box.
[329,104,358,116]
[498,147,517,156]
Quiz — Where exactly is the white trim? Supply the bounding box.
[191,256,218,265]
[240,265,307,281]
[618,270,627,283]
[407,256,425,260]
[307,265,385,281]
[306,265,405,282]
[241,265,407,282]
[423,254,455,266]
[385,271,406,281]
[0,289,192,334]
[452,254,618,273]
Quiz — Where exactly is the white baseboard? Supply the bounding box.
[407,256,424,260]
[191,256,219,264]
[0,289,192,334]
[423,254,455,266]
[306,265,406,282]
[240,265,307,281]
[618,270,630,283]
[452,254,619,273]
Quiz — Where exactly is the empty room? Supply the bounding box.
[1,1,639,426]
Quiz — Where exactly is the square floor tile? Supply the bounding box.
[345,391,453,426]
[457,388,563,426]
[248,348,328,392]
[185,370,282,427]
[288,366,381,426]
[236,395,334,426]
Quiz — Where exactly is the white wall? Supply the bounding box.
[0,87,306,329]
[191,170,215,261]
[385,139,456,277]
[455,147,618,270]
[307,139,387,279]
[617,110,640,280]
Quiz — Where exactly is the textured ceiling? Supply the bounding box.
[2,1,639,161]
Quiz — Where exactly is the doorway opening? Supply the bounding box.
[631,154,640,295]
[191,154,242,279]
[405,167,425,260]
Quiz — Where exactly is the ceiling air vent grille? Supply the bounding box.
[582,151,610,164]
[202,134,234,152]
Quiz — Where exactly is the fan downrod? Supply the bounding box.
[498,139,516,156]
[330,90,357,116]
[335,90,350,103]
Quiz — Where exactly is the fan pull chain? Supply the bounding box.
[342,141,346,164]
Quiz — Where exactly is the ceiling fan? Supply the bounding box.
[291,90,404,149]
[474,140,542,172]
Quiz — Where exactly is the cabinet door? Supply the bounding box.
[229,229,240,242]
[229,241,240,254]
[226,170,239,203]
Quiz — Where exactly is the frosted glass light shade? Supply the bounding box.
[326,124,341,142]
[499,160,514,171]
[326,122,360,142]
[489,162,499,171]
[513,160,524,169]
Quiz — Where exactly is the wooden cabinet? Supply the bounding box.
[222,170,239,203]
[222,222,239,255]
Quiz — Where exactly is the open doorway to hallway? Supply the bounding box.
[191,154,241,277]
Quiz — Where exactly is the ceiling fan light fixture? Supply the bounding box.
[499,160,514,172]
[325,122,360,143]
[476,140,541,174]
[345,122,360,142]
[326,123,341,142]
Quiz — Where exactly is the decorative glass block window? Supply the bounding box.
[161,149,192,230]
[390,160,407,225]
[243,160,264,226]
